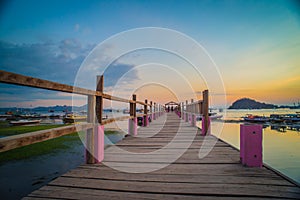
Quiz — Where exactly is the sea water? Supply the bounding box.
[211,108,300,184]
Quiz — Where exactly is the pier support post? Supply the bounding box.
[144,99,148,127]
[185,100,188,122]
[150,101,153,123]
[240,124,263,167]
[95,125,104,162]
[201,117,211,135]
[191,114,196,127]
[128,118,137,136]
[128,94,137,136]
[153,102,156,120]
[86,75,104,164]
[202,90,209,135]
[181,102,184,120]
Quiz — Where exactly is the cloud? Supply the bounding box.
[0,39,95,84]
[0,40,140,107]
[0,39,94,107]
[74,24,80,32]
[103,62,139,88]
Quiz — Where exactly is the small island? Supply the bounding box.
[228,98,277,109]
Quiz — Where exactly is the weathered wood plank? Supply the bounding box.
[27,185,286,200]
[24,112,300,199]
[47,177,300,198]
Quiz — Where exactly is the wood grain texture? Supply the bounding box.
[24,113,300,199]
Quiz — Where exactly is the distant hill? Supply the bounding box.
[228,98,278,109]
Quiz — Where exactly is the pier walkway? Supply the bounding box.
[25,112,300,200]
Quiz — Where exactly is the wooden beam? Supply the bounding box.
[86,95,97,164]
[203,90,209,134]
[133,94,137,117]
[0,70,134,104]
[96,75,103,124]
[0,123,94,153]
[144,99,148,126]
[0,70,97,96]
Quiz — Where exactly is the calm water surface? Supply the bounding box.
[212,109,300,184]
[1,109,299,199]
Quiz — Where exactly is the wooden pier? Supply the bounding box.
[24,112,300,199]
[0,70,299,199]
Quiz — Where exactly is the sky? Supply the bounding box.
[0,0,299,108]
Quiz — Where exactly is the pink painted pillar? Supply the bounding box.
[95,125,104,162]
[140,117,144,127]
[240,124,263,167]
[190,114,195,126]
[144,115,149,127]
[128,117,137,136]
[201,117,211,136]
[85,125,104,163]
[191,114,196,127]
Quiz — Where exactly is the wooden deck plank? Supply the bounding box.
[26,186,287,200]
[24,112,300,199]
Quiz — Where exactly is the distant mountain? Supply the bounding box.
[228,98,278,109]
[0,105,86,113]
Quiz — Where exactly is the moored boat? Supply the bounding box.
[243,114,269,123]
[196,113,223,121]
[9,119,41,126]
[63,114,87,123]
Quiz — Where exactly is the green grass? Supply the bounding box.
[0,124,68,137]
[0,124,122,164]
[0,132,82,164]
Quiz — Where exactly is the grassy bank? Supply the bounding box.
[0,124,122,164]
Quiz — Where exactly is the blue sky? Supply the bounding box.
[0,0,299,107]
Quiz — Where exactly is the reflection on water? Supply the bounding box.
[211,109,300,184]
[0,133,125,199]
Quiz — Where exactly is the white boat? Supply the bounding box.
[63,114,87,123]
[196,113,223,121]
[10,119,41,126]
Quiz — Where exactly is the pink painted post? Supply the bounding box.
[190,114,194,126]
[182,103,185,120]
[95,125,104,162]
[195,115,199,128]
[153,103,156,120]
[240,124,263,167]
[191,114,196,127]
[128,117,137,136]
[145,115,149,127]
[201,117,211,136]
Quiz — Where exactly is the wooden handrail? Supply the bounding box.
[0,123,94,153]
[0,70,155,156]
[0,70,148,106]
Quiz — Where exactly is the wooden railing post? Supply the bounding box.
[86,94,96,164]
[150,101,153,122]
[153,102,156,120]
[86,75,104,164]
[95,75,104,162]
[201,90,210,135]
[96,75,103,124]
[128,94,137,136]
[144,99,148,127]
[191,99,195,126]
[181,102,185,120]
[185,100,188,122]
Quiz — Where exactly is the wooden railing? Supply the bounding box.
[177,90,209,135]
[0,70,164,163]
